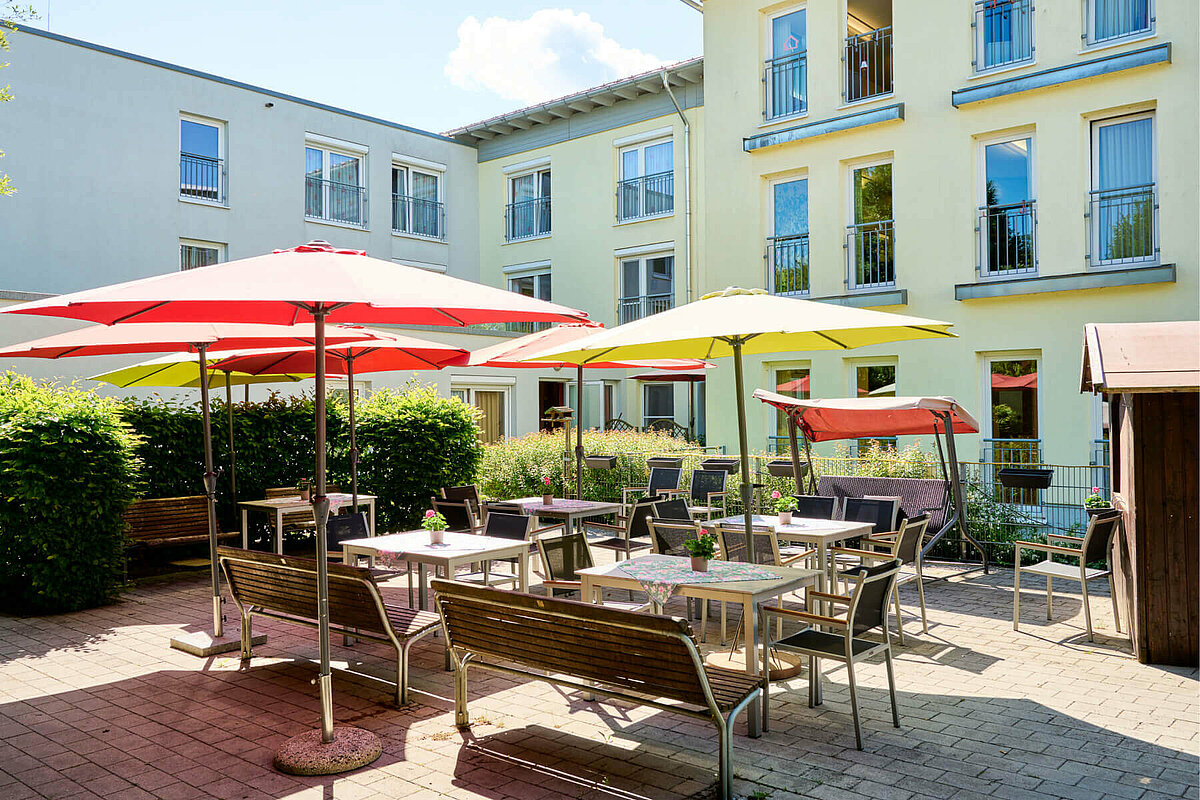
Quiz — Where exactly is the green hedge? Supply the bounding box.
[0,373,139,614]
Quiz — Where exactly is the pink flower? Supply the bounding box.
[771,490,781,499]
[542,476,551,486]
[1091,487,1100,493]
[424,509,436,518]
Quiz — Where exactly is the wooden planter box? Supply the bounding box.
[646,457,683,470]
[699,458,739,473]
[766,460,808,479]
[996,467,1054,490]
[584,455,617,470]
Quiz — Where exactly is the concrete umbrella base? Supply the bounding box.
[704,649,805,681]
[274,727,382,776]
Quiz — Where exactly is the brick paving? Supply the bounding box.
[0,560,1195,800]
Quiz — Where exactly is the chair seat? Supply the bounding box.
[774,629,882,659]
[590,536,651,554]
[1022,560,1111,581]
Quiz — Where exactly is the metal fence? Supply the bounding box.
[179,152,224,204]
[973,0,1034,72]
[764,52,807,120]
[618,293,673,324]
[392,195,445,240]
[505,197,552,241]
[978,200,1037,277]
[617,172,674,221]
[844,26,893,103]
[1087,183,1157,267]
[846,219,895,288]
[767,233,810,295]
[305,177,368,228]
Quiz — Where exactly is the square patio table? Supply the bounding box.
[576,553,820,737]
[505,497,622,534]
[239,493,377,554]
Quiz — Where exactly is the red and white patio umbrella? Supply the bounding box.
[0,240,588,764]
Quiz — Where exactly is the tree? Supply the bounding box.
[0,4,36,197]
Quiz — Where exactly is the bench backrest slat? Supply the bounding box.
[432,580,710,707]
[125,496,210,540]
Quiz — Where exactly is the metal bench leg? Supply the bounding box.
[240,611,253,660]
[1108,573,1121,633]
[716,716,733,800]
[397,641,412,706]
[454,660,470,728]
[1046,576,1053,620]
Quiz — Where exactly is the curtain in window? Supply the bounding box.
[411,172,439,236]
[1094,0,1150,41]
[475,391,504,444]
[1096,117,1153,190]
[1096,117,1154,262]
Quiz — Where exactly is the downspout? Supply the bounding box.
[660,71,693,305]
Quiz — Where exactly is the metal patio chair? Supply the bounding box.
[536,532,649,612]
[832,513,931,644]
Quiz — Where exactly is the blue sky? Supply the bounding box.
[23,1,702,133]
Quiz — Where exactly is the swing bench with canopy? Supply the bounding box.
[752,391,990,572]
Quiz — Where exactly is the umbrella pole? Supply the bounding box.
[575,365,584,500]
[348,355,358,511]
[787,415,804,494]
[312,308,335,744]
[197,345,221,638]
[688,382,695,442]
[732,340,754,544]
[225,373,237,507]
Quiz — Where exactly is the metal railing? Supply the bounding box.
[1087,0,1153,45]
[179,153,224,204]
[618,293,673,324]
[766,233,810,295]
[617,171,674,222]
[846,219,895,289]
[505,197,552,241]
[392,195,445,240]
[305,177,368,228]
[764,52,808,120]
[973,0,1034,72]
[844,26,893,103]
[981,437,1042,465]
[978,200,1037,277]
[505,320,551,334]
[1087,183,1157,267]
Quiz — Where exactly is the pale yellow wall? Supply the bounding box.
[700,0,1198,464]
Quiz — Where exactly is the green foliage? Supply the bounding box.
[683,532,717,559]
[0,373,139,614]
[826,439,939,479]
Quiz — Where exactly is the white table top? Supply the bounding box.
[340,529,524,560]
[704,514,872,544]
[239,493,376,510]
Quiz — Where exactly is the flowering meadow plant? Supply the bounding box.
[1084,487,1111,509]
[771,490,798,513]
[421,509,448,532]
[683,532,717,559]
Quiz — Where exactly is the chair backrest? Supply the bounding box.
[864,495,903,530]
[442,484,482,512]
[537,532,594,582]
[1083,510,1122,565]
[647,518,702,557]
[482,511,535,542]
[482,501,525,520]
[647,467,683,496]
[714,523,779,565]
[326,512,369,553]
[651,497,692,523]
[432,498,477,532]
[791,494,837,520]
[847,559,901,637]
[893,514,929,566]
[265,487,317,528]
[842,497,899,534]
[626,497,660,541]
[689,469,727,503]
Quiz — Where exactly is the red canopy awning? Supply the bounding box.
[991,373,1037,389]
[753,390,980,441]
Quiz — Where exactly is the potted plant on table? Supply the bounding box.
[683,532,718,573]
[1084,487,1113,516]
[296,479,311,502]
[541,475,554,506]
[422,508,449,545]
[771,490,798,525]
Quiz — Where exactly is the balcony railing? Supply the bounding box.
[618,293,673,324]
[981,437,1043,465]
[617,171,674,222]
[978,200,1037,277]
[305,177,368,228]
[180,153,224,204]
[1087,183,1157,267]
[766,233,810,295]
[764,52,808,120]
[505,321,551,334]
[974,0,1034,72]
[844,26,893,103]
[505,197,552,241]
[392,195,445,240]
[846,219,895,289]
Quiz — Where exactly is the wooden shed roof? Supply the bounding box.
[1081,321,1200,394]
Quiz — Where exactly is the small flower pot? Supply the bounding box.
[1086,506,1115,517]
[690,556,709,572]
[542,493,554,506]
[299,489,310,502]
[778,511,793,526]
[429,529,445,546]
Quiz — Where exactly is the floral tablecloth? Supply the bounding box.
[617,554,779,607]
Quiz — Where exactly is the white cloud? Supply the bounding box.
[445,9,664,107]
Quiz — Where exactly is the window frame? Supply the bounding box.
[764,4,809,122]
[770,363,811,452]
[768,174,811,296]
[980,351,1042,446]
[973,0,1036,75]
[179,238,225,271]
[1088,111,1158,270]
[505,166,552,241]
[304,136,369,229]
[1083,0,1155,48]
[976,130,1038,279]
[617,136,675,223]
[845,156,896,291]
[642,382,676,431]
[179,113,226,207]
[391,157,445,241]
[617,249,676,324]
[451,384,512,443]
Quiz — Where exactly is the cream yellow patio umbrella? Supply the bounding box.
[526,287,957,545]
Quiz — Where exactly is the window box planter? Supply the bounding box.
[766,459,809,479]
[700,457,739,473]
[584,455,617,470]
[996,467,1053,490]
[647,456,683,470]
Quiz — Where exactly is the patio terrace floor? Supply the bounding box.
[0,559,1195,800]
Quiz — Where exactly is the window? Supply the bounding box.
[507,270,552,333]
[570,380,617,432]
[1090,113,1156,267]
[772,366,810,452]
[452,386,508,444]
[985,357,1040,461]
[179,239,224,271]
[619,253,674,323]
[618,139,674,221]
[392,163,444,240]
[506,168,551,240]
[765,8,807,120]
[847,162,894,288]
[853,364,897,453]
[844,1,892,103]
[979,136,1036,276]
[643,384,675,432]
[1086,0,1153,45]
[974,0,1034,72]
[179,115,224,204]
[305,140,367,228]
[768,178,809,294]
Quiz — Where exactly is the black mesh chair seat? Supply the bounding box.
[590,497,656,560]
[776,629,883,658]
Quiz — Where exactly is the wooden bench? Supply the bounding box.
[430,579,761,799]
[124,495,238,548]
[217,546,440,705]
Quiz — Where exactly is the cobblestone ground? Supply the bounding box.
[0,559,1195,800]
